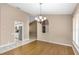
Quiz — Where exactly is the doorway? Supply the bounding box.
[29,21,37,40]
[14,21,24,42]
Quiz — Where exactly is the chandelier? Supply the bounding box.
[35,3,47,24]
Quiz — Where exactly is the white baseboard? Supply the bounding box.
[0,42,16,54]
[0,39,36,54]
[37,39,79,55]
[72,45,77,55]
[38,39,72,47]
[72,41,79,55]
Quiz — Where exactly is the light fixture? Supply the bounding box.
[35,3,47,24]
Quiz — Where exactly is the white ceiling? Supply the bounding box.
[9,3,77,15]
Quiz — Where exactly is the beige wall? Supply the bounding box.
[37,15,72,45]
[0,4,30,45]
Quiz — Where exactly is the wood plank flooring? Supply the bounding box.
[1,40,74,55]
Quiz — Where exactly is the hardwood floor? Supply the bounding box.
[1,40,74,55]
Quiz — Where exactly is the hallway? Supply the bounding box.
[29,21,37,40]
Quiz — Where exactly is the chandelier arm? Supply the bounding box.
[35,3,47,24]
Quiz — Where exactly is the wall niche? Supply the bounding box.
[42,20,49,33]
